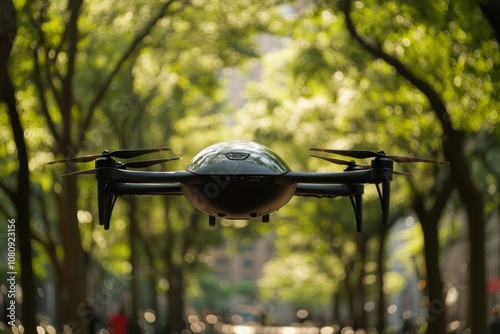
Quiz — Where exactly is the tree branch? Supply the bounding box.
[62,0,83,99]
[78,0,185,146]
[339,0,455,135]
[56,0,84,151]
[410,172,454,220]
[33,49,61,143]
[31,233,64,290]
[42,48,65,108]
[25,0,65,111]
[33,185,59,249]
[429,175,455,218]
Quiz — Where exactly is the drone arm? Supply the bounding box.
[108,183,183,195]
[96,168,200,184]
[285,170,375,184]
[294,183,364,197]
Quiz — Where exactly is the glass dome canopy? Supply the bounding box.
[186,141,291,175]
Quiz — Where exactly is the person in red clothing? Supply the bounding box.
[109,309,129,334]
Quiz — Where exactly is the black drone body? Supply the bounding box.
[50,140,448,231]
[182,141,296,221]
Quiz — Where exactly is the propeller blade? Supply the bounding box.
[310,148,380,159]
[384,155,449,165]
[122,157,181,169]
[308,154,352,166]
[62,169,96,177]
[108,147,171,159]
[48,154,103,164]
[309,148,449,165]
[48,147,171,164]
[308,154,371,168]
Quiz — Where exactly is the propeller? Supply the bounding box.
[308,154,370,168]
[62,169,96,177]
[61,157,181,177]
[121,157,181,168]
[309,147,446,229]
[48,147,171,165]
[308,153,413,176]
[309,148,449,165]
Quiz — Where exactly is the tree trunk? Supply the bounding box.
[1,1,37,330]
[343,262,355,327]
[413,176,454,334]
[167,266,186,333]
[164,199,186,333]
[53,0,88,329]
[442,132,486,333]
[420,220,446,333]
[0,0,16,95]
[142,230,160,314]
[375,224,388,332]
[57,175,88,333]
[3,72,37,332]
[331,289,341,325]
[356,235,368,329]
[415,204,447,334]
[340,2,488,331]
[127,197,141,334]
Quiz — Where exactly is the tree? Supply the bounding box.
[0,0,37,330]
[10,0,190,330]
[412,175,454,333]
[337,0,497,332]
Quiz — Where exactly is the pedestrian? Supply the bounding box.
[109,309,129,334]
[491,306,500,334]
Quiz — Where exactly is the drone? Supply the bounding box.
[49,140,448,231]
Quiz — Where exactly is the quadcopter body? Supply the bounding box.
[50,140,448,230]
[181,141,296,220]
